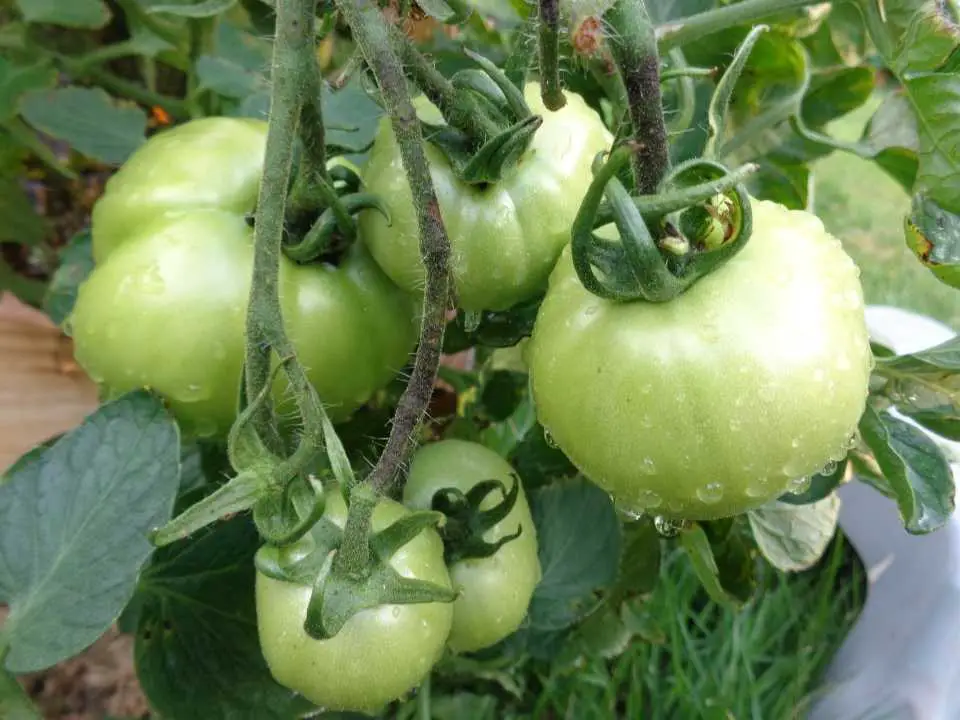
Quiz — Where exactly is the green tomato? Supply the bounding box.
[255,491,454,714]
[92,117,267,262]
[359,83,612,312]
[69,209,417,438]
[527,199,873,520]
[403,440,541,653]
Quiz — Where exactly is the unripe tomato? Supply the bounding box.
[70,209,416,437]
[403,440,541,653]
[527,199,873,520]
[359,83,612,312]
[256,492,454,713]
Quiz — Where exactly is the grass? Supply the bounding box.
[533,537,865,720]
[814,99,960,330]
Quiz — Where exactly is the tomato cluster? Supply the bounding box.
[73,77,873,712]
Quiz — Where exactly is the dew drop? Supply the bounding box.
[194,418,219,439]
[653,516,685,538]
[543,429,558,448]
[639,457,656,475]
[640,414,653,429]
[745,477,771,498]
[391,606,402,619]
[818,460,838,476]
[139,265,166,295]
[637,489,662,509]
[790,438,801,449]
[640,383,652,395]
[696,482,724,504]
[618,505,645,521]
[787,476,812,495]
[583,305,599,317]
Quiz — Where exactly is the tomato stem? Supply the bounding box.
[602,0,669,194]
[655,0,823,52]
[336,0,452,496]
[537,0,566,111]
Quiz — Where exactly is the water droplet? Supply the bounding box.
[618,505,645,521]
[745,477,771,498]
[787,476,812,495]
[391,606,401,619]
[637,490,662,509]
[640,414,653,429]
[790,438,801,449]
[696,482,724,504]
[844,433,858,450]
[175,383,209,403]
[639,457,656,475]
[583,305,599,317]
[543,429,558,448]
[654,516,685,537]
[675,391,687,403]
[139,265,166,294]
[640,383,652,395]
[818,460,838,476]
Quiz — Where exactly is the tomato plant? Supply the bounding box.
[403,439,541,653]
[68,121,418,438]
[1,0,958,719]
[359,83,612,312]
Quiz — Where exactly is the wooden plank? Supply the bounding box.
[0,296,98,472]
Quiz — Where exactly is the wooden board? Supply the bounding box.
[0,296,98,472]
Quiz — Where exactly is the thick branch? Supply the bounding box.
[337,0,452,495]
[245,0,315,449]
[656,0,822,52]
[604,0,669,194]
[537,0,565,110]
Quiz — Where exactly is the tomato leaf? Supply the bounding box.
[900,405,960,442]
[701,518,757,604]
[14,0,110,28]
[858,405,955,534]
[525,477,621,634]
[678,524,739,609]
[0,175,47,248]
[0,58,57,124]
[615,516,661,598]
[0,670,40,720]
[43,229,94,327]
[905,192,960,289]
[576,607,633,659]
[133,511,313,720]
[20,87,147,165]
[747,495,839,572]
[508,420,578,489]
[147,0,237,17]
[0,391,179,673]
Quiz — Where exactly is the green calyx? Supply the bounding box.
[571,145,757,303]
[429,475,523,564]
[421,50,542,185]
[255,485,457,641]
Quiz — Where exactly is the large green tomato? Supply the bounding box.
[92,117,267,262]
[527,199,873,520]
[403,440,540,653]
[359,83,612,312]
[69,209,417,437]
[255,492,454,713]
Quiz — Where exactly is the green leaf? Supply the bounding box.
[701,518,757,604]
[747,496,840,572]
[905,72,960,211]
[615,516,661,597]
[134,512,313,720]
[480,369,527,421]
[885,1,960,75]
[901,405,960,441]
[859,91,919,193]
[0,391,180,673]
[859,405,955,534]
[576,607,633,659]
[480,394,536,456]
[526,477,621,632]
[321,76,383,156]
[0,671,41,720]
[20,87,147,166]
[43,229,94,326]
[0,58,57,123]
[678,524,739,608]
[508,422,578,488]
[196,55,263,99]
[877,335,960,374]
[905,191,960,288]
[14,0,110,28]
[147,0,237,16]
[0,175,46,246]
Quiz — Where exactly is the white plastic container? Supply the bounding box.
[810,306,960,720]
